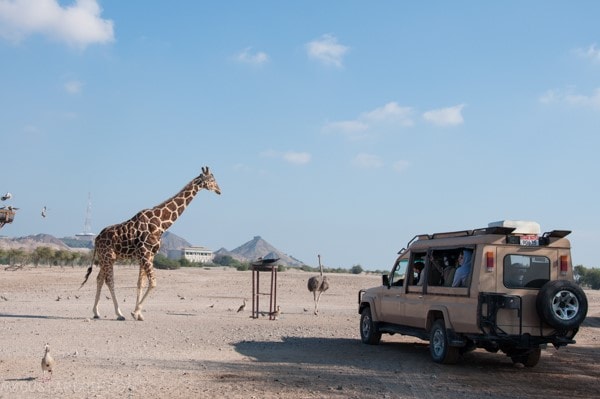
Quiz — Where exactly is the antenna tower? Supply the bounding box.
[83,192,92,234]
[76,193,94,240]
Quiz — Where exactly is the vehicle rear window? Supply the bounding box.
[503,254,550,289]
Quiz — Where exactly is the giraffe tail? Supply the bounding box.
[79,248,96,289]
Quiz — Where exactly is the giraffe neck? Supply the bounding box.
[152,180,201,232]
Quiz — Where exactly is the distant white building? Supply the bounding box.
[167,246,214,264]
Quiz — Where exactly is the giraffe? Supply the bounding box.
[80,166,221,321]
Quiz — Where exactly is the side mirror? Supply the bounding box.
[382,274,390,287]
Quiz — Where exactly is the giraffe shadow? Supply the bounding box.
[0,313,86,321]
[4,377,36,382]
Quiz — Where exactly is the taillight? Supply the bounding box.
[486,251,494,272]
[560,255,568,276]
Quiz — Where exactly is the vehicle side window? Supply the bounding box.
[503,254,550,289]
[428,249,461,287]
[391,259,408,286]
[411,253,427,285]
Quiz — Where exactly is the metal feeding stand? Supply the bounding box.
[251,257,279,320]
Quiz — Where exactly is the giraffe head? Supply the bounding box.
[194,166,221,195]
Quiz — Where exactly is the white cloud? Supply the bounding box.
[0,0,114,48]
[306,34,349,67]
[236,47,269,66]
[575,43,600,63]
[540,87,600,110]
[422,104,465,126]
[322,120,369,139]
[353,153,383,169]
[261,150,311,165]
[323,102,414,140]
[64,79,83,94]
[363,102,414,126]
[392,160,410,173]
[283,151,311,165]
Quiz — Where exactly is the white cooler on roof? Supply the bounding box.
[488,220,541,235]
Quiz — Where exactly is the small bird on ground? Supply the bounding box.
[237,299,247,313]
[269,305,281,320]
[41,343,55,381]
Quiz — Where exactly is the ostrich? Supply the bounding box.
[307,254,329,315]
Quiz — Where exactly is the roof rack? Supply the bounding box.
[542,230,571,238]
[417,226,516,241]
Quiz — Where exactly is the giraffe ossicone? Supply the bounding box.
[80,166,221,321]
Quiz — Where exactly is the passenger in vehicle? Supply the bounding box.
[430,254,457,286]
[413,261,425,285]
[452,249,473,287]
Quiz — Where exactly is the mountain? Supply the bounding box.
[223,236,304,267]
[158,231,193,256]
[0,234,74,251]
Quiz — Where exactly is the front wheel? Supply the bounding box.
[429,319,460,364]
[360,306,381,345]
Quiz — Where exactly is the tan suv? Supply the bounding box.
[358,220,588,367]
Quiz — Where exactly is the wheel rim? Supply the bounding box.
[552,289,580,320]
[431,328,444,357]
[362,314,371,337]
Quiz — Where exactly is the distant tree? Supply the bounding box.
[7,249,27,266]
[586,268,600,290]
[573,265,600,289]
[350,264,363,275]
[32,247,54,266]
[214,255,234,266]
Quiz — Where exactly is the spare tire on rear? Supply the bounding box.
[536,280,587,330]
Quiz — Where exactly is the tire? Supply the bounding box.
[360,306,381,345]
[536,280,588,330]
[429,320,460,364]
[511,348,541,368]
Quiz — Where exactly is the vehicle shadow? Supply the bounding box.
[235,336,428,368]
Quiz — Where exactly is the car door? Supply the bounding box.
[379,257,408,324]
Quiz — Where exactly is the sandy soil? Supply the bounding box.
[0,265,598,399]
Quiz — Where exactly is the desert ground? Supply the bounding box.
[0,265,598,399]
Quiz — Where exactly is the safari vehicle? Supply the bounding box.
[358,220,588,367]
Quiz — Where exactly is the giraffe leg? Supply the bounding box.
[104,267,125,320]
[131,261,156,321]
[92,269,105,319]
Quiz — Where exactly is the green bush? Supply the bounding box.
[153,254,180,270]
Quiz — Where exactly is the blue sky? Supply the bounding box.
[1,1,599,270]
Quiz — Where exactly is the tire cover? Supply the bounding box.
[536,280,588,330]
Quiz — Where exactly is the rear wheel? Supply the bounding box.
[429,320,460,364]
[511,348,541,367]
[360,307,381,345]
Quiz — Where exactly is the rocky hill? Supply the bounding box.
[216,236,304,267]
[0,234,73,251]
